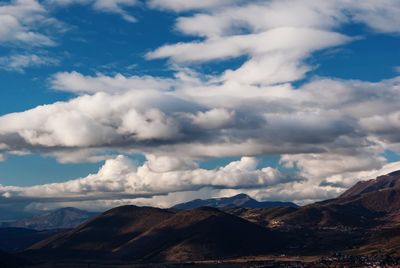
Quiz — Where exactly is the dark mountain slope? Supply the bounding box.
[114,207,281,262]
[173,193,297,210]
[29,206,282,262]
[227,206,299,227]
[30,205,174,255]
[261,171,400,228]
[340,171,400,198]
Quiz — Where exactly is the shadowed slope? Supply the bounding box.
[340,171,400,198]
[114,207,281,262]
[29,206,281,262]
[30,205,174,257]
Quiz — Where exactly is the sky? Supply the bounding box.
[0,0,400,212]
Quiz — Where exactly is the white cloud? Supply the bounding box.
[0,54,58,72]
[51,71,174,94]
[0,155,300,204]
[281,152,386,181]
[0,0,55,46]
[92,0,137,22]
[46,0,137,22]
[345,0,400,34]
[191,109,235,130]
[148,0,234,12]
[147,28,349,63]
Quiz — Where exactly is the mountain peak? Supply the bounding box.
[231,193,251,199]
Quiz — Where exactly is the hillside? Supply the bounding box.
[29,206,282,262]
[340,170,400,198]
[30,205,174,257]
[243,171,400,229]
[114,207,280,262]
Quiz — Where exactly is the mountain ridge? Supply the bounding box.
[2,207,98,230]
[172,193,298,210]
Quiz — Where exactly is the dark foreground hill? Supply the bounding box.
[172,193,297,210]
[113,207,281,262]
[30,206,174,256]
[28,206,282,262]
[3,207,98,230]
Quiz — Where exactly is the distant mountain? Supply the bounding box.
[172,193,298,210]
[3,207,98,230]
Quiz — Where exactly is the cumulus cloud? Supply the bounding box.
[0,0,56,46]
[191,109,235,130]
[0,155,301,205]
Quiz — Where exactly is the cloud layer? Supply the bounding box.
[0,155,301,204]
[1,0,400,207]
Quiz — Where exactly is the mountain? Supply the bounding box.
[172,193,298,210]
[236,171,400,229]
[3,207,98,230]
[340,170,400,198]
[29,205,174,257]
[113,207,281,262]
[28,206,281,262]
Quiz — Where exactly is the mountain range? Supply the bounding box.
[172,193,298,210]
[1,207,98,230]
[3,170,400,266]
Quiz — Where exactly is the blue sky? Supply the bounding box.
[0,0,400,210]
